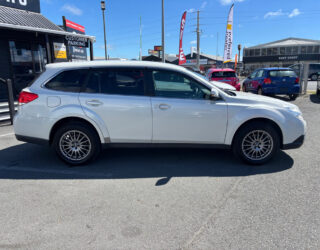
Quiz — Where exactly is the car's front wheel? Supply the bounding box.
[53,122,101,166]
[233,121,280,165]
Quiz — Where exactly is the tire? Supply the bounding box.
[232,121,280,165]
[243,84,247,92]
[257,87,263,95]
[289,94,298,101]
[311,74,318,81]
[52,122,101,166]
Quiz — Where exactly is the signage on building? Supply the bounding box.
[154,46,163,51]
[148,49,158,56]
[0,0,40,13]
[184,59,208,66]
[63,18,88,61]
[53,43,67,59]
[244,54,320,63]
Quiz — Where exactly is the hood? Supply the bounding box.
[228,91,300,111]
[209,81,236,91]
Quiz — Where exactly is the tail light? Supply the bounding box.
[18,91,38,105]
[264,78,272,84]
[295,77,300,83]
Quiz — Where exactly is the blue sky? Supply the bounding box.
[40,0,320,59]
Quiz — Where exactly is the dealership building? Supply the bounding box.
[0,0,95,102]
[243,38,320,72]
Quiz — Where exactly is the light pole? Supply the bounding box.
[161,0,165,62]
[101,1,107,60]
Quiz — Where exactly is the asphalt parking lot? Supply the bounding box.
[0,94,319,249]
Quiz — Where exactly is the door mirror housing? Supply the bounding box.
[210,88,220,100]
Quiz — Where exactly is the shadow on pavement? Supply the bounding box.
[310,94,320,104]
[0,143,294,184]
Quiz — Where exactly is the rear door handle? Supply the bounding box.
[86,100,102,106]
[158,104,170,110]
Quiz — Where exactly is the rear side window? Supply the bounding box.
[269,70,297,77]
[46,69,88,92]
[211,71,236,78]
[84,68,145,96]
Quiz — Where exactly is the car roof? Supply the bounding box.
[258,67,293,71]
[45,60,186,72]
[208,68,235,73]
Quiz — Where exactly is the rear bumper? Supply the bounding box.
[282,135,304,150]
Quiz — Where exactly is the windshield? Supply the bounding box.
[211,71,236,78]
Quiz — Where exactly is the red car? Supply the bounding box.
[206,68,240,91]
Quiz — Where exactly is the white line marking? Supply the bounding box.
[0,133,14,137]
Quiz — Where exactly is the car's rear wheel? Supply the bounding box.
[53,122,101,166]
[233,121,280,165]
[289,94,298,101]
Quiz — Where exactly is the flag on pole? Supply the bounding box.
[234,54,238,70]
[179,11,187,65]
[223,4,234,63]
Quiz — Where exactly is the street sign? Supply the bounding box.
[154,46,163,51]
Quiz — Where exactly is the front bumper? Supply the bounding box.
[282,135,305,150]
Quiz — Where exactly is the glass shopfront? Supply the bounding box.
[9,41,47,97]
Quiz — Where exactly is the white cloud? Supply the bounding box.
[264,9,285,19]
[190,40,197,45]
[219,0,245,6]
[201,1,207,9]
[289,8,301,18]
[61,4,83,16]
[187,8,196,13]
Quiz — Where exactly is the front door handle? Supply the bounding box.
[158,104,170,110]
[86,100,102,106]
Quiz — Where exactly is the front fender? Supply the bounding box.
[225,105,286,145]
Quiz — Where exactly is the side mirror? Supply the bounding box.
[210,88,220,100]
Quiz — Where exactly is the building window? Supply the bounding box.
[280,47,285,55]
[271,47,278,55]
[307,46,313,54]
[249,49,254,56]
[300,46,307,54]
[292,46,298,54]
[286,47,292,55]
[314,46,320,54]
[267,48,272,56]
[254,49,260,56]
[261,49,267,56]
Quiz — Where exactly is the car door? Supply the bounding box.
[244,70,257,91]
[149,69,228,144]
[79,67,152,143]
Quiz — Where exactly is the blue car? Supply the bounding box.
[243,68,300,100]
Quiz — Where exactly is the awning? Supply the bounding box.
[0,6,95,42]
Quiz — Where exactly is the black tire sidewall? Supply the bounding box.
[53,122,101,166]
[233,122,280,165]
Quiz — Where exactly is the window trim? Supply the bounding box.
[81,66,149,97]
[148,68,211,100]
[43,68,90,93]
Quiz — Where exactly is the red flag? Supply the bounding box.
[179,11,187,65]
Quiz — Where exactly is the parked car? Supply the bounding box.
[194,72,236,91]
[14,61,306,166]
[289,63,320,81]
[206,68,241,91]
[242,68,300,100]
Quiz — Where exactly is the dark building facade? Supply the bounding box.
[243,38,320,72]
[0,1,95,102]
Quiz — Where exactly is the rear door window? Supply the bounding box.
[84,68,146,96]
[269,70,297,77]
[211,71,236,78]
[46,69,88,92]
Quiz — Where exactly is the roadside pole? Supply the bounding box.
[196,10,200,71]
[302,62,309,95]
[161,0,165,62]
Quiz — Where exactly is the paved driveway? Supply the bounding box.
[0,95,319,249]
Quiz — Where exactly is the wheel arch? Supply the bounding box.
[231,118,284,148]
[49,117,106,145]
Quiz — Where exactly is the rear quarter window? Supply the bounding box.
[269,70,297,77]
[45,69,88,92]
